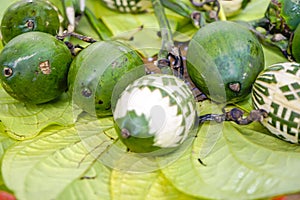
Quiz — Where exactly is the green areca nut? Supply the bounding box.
[0,32,72,104]
[1,0,61,45]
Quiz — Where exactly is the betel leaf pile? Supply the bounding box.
[0,0,299,200]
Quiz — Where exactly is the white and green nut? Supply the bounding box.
[101,0,151,13]
[252,62,300,143]
[113,73,197,154]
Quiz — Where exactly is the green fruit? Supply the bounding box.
[264,0,300,34]
[68,40,145,117]
[1,0,61,45]
[292,23,300,62]
[278,0,300,31]
[0,31,72,104]
[113,74,197,154]
[252,62,300,143]
[186,21,265,103]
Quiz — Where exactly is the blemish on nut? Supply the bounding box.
[39,60,51,74]
[121,128,131,139]
[81,87,92,97]
[3,67,13,77]
[111,61,119,68]
[25,19,35,30]
[229,82,241,92]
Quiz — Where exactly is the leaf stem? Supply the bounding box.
[151,0,174,60]
[161,0,206,28]
[84,7,113,41]
[151,0,185,78]
[198,108,268,125]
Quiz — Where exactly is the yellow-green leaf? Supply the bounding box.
[0,86,74,140]
[2,117,112,200]
[162,122,300,199]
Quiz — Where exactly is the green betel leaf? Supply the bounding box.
[262,45,288,67]
[56,161,111,200]
[0,86,74,140]
[0,123,16,192]
[110,170,198,200]
[76,0,187,58]
[162,121,300,199]
[101,14,183,58]
[110,170,160,200]
[1,117,113,200]
[144,173,199,200]
[229,0,269,21]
